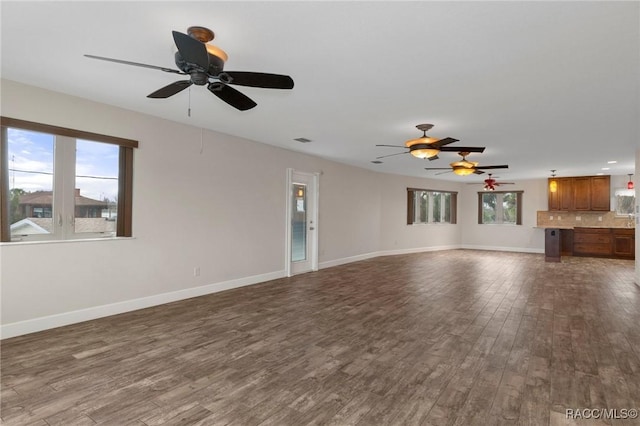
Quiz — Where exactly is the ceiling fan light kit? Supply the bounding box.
[186,26,229,62]
[424,151,509,176]
[375,124,485,161]
[628,174,634,190]
[405,124,439,159]
[452,167,476,176]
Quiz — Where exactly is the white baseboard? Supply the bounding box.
[460,244,544,254]
[378,244,462,257]
[318,245,462,270]
[318,251,380,269]
[1,270,286,339]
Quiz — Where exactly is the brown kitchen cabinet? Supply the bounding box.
[559,178,573,211]
[573,227,612,257]
[612,228,635,259]
[548,175,610,211]
[573,227,635,260]
[572,177,592,211]
[590,176,611,211]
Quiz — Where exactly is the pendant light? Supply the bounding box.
[628,174,634,190]
[549,170,558,193]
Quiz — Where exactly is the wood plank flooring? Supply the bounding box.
[2,250,639,425]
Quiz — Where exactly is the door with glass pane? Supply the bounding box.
[287,170,318,276]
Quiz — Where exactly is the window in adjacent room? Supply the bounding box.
[407,188,457,224]
[614,188,635,217]
[478,191,523,225]
[1,117,138,242]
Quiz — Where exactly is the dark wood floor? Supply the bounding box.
[2,250,639,425]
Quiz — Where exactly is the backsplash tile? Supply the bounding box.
[537,210,634,228]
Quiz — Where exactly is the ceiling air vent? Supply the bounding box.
[294,137,312,143]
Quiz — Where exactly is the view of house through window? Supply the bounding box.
[74,139,119,234]
[478,191,523,225]
[407,189,457,225]
[2,118,137,242]
[7,129,119,240]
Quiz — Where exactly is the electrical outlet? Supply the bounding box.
[598,216,602,221]
[194,267,200,277]
[558,215,561,220]
[576,216,581,221]
[549,216,553,220]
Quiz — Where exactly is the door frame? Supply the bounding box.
[285,168,319,276]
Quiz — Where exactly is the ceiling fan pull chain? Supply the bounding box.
[188,86,192,117]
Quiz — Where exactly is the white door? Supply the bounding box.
[286,169,319,276]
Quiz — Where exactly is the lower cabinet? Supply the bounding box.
[612,229,635,259]
[573,228,612,257]
[572,227,635,260]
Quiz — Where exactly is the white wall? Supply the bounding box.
[459,179,547,253]
[378,174,462,253]
[1,79,479,337]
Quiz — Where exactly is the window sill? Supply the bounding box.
[0,236,136,246]
[408,222,456,226]
[479,223,521,226]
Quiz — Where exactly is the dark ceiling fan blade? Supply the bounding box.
[474,170,486,174]
[376,151,409,159]
[476,165,509,170]
[172,31,209,70]
[431,137,459,148]
[221,71,294,89]
[424,168,452,170]
[436,170,453,175]
[147,80,193,98]
[428,155,439,161]
[376,144,406,148]
[439,146,486,153]
[84,54,184,74]
[208,83,257,111]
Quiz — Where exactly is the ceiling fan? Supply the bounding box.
[424,151,509,176]
[467,174,515,190]
[85,26,294,111]
[375,124,485,161]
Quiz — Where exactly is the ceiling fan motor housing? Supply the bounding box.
[174,52,225,85]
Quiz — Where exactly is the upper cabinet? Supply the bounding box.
[590,176,611,210]
[548,175,610,212]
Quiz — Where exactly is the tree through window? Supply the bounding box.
[478,191,523,225]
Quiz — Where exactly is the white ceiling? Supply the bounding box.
[1,1,638,182]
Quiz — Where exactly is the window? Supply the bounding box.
[614,188,635,217]
[478,191,523,225]
[1,117,137,242]
[407,188,457,224]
